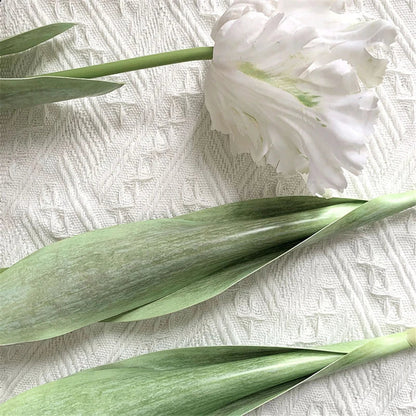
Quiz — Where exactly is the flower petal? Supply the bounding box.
[206,0,395,194]
[328,20,398,87]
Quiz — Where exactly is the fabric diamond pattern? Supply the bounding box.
[0,1,415,415]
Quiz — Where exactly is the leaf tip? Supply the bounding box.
[47,22,77,28]
[62,22,77,29]
[106,81,125,92]
[46,22,78,36]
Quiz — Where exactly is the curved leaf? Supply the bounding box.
[0,330,413,416]
[104,250,286,322]
[0,76,123,110]
[0,23,76,56]
[0,347,346,416]
[1,192,415,345]
[212,330,416,416]
[176,196,364,222]
[0,197,363,345]
[108,191,416,322]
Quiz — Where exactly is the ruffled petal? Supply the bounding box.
[211,0,279,38]
[206,0,395,194]
[328,20,397,87]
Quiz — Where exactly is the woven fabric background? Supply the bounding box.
[1,1,415,414]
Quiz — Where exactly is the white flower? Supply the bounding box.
[205,0,397,194]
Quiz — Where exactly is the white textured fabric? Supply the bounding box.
[0,1,415,414]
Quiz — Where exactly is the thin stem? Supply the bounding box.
[42,47,214,79]
[319,329,416,358]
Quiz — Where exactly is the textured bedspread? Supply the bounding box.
[1,1,415,414]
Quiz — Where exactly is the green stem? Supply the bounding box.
[42,47,214,79]
[317,329,416,380]
[324,328,416,355]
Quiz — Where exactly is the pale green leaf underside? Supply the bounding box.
[1,192,415,346]
[1,331,412,416]
[0,345,351,416]
[107,192,415,322]
[212,378,307,416]
[105,195,361,322]
[0,76,123,110]
[213,331,412,415]
[0,23,75,56]
[105,250,287,321]
[91,343,364,416]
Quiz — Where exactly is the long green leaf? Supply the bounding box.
[213,329,416,416]
[0,192,415,345]
[0,330,414,415]
[0,76,123,110]
[107,191,416,322]
[0,23,75,56]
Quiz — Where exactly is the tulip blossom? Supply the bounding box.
[205,0,397,194]
[2,2,396,195]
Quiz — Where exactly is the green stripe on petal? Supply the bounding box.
[239,62,320,107]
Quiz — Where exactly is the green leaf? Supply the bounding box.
[0,330,414,415]
[0,76,123,110]
[107,191,416,322]
[0,23,75,56]
[0,192,415,345]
